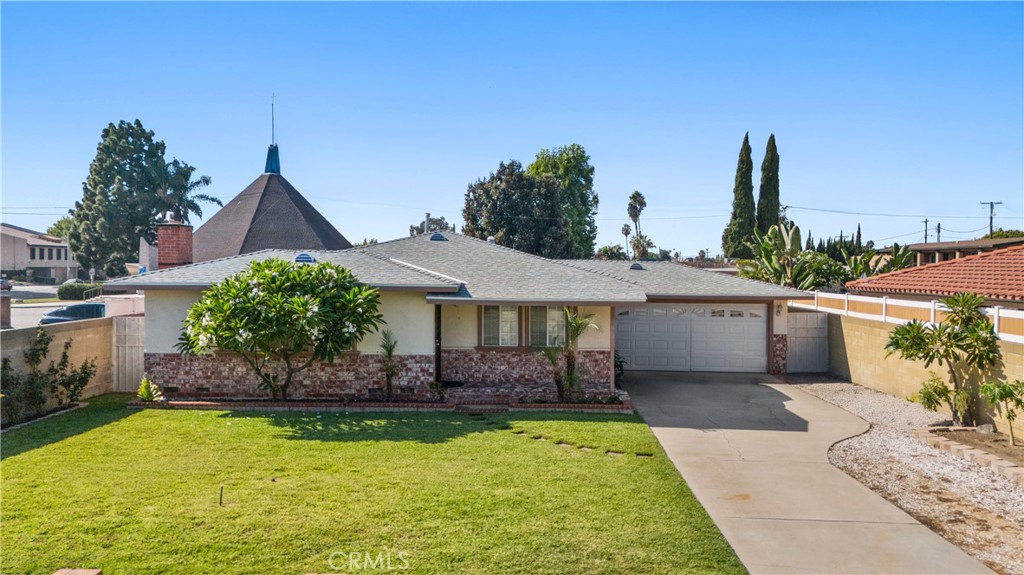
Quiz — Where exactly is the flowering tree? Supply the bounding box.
[177,258,384,400]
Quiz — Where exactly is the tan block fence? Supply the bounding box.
[1,317,144,417]
[793,293,1024,439]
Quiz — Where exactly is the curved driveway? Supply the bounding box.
[627,372,991,575]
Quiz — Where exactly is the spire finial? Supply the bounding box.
[265,94,281,174]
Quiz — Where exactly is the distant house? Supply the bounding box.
[0,223,79,283]
[190,143,352,263]
[883,237,1024,267]
[846,244,1024,309]
[106,231,809,403]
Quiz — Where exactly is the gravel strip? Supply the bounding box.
[792,376,1024,575]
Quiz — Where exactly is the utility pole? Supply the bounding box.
[936,223,941,243]
[980,201,1002,237]
[922,218,929,243]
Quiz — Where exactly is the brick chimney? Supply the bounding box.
[156,222,193,270]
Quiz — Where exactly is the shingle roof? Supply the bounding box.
[357,232,648,304]
[556,259,812,300]
[104,250,460,292]
[192,173,352,262]
[846,244,1024,302]
[901,237,1024,252]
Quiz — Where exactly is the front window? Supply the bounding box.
[30,247,36,260]
[530,306,565,347]
[483,305,518,346]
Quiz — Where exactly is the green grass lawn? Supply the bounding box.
[1,394,744,575]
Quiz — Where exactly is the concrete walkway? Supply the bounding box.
[626,372,992,575]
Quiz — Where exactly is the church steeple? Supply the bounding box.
[265,144,281,174]
[264,95,281,174]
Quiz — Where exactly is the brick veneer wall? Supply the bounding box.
[770,334,787,375]
[145,352,436,401]
[440,349,614,400]
[156,223,193,269]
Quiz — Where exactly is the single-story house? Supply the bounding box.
[106,231,810,402]
[881,236,1024,267]
[847,243,1024,310]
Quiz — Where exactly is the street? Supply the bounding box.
[4,284,62,329]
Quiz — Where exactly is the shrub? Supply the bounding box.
[58,282,103,300]
[0,328,96,426]
[137,374,164,402]
[980,379,1024,446]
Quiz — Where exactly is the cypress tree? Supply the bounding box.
[722,133,756,258]
[756,134,781,235]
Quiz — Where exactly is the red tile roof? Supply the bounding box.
[846,244,1024,302]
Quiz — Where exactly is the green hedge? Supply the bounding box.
[57,283,103,300]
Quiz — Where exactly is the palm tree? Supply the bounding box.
[627,191,646,236]
[540,307,598,402]
[155,159,221,224]
[630,233,654,260]
[621,224,632,259]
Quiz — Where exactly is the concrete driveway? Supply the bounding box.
[625,371,991,575]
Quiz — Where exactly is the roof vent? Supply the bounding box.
[630,262,644,270]
[486,236,495,245]
[294,252,317,264]
[429,232,448,242]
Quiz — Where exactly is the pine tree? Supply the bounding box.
[805,231,814,251]
[855,224,862,252]
[755,134,780,235]
[722,133,756,258]
[69,121,165,276]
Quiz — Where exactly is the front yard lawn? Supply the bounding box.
[1,394,743,574]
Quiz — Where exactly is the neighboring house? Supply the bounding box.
[846,244,1024,309]
[0,223,79,283]
[106,231,809,402]
[190,144,352,263]
[881,237,1024,267]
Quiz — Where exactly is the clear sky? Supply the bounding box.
[3,2,1022,258]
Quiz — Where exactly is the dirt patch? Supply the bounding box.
[935,430,1024,466]
[836,452,1023,575]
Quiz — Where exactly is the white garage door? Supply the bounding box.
[615,304,767,373]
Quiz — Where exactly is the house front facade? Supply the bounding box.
[106,231,810,403]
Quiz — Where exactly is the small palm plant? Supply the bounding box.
[540,308,598,402]
[980,379,1024,446]
[137,374,164,402]
[380,329,398,402]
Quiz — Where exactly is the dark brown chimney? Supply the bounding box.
[156,222,193,270]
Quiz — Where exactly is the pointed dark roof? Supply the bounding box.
[192,172,352,262]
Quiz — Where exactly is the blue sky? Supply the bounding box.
[3,2,1022,257]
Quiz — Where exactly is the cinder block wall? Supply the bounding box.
[829,314,1024,439]
[1,318,115,405]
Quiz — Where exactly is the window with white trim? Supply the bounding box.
[483,305,518,346]
[530,306,565,347]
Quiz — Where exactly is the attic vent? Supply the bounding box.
[429,232,448,242]
[294,252,317,264]
[630,262,644,270]
[487,236,496,245]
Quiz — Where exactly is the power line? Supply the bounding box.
[783,204,1019,220]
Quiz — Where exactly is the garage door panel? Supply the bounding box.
[619,304,767,373]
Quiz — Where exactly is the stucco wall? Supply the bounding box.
[1,318,114,403]
[829,314,1024,439]
[440,304,477,349]
[577,306,612,350]
[773,300,788,335]
[359,291,435,354]
[145,290,201,353]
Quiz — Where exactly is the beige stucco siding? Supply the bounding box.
[577,306,612,350]
[145,291,201,353]
[441,304,477,349]
[773,300,788,335]
[358,292,434,355]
